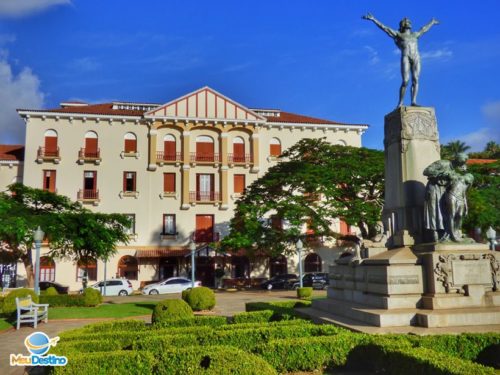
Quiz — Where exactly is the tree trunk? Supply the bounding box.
[21,254,35,288]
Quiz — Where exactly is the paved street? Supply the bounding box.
[0,289,324,374]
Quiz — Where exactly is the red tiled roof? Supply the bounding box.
[0,145,24,162]
[18,103,145,117]
[265,111,367,126]
[467,159,497,165]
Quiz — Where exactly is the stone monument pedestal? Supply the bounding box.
[311,106,500,329]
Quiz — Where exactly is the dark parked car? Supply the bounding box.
[39,281,69,294]
[260,274,298,290]
[292,272,329,290]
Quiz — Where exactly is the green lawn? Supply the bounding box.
[49,302,157,320]
[0,317,13,331]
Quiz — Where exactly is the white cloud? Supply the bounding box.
[0,52,45,144]
[363,46,380,65]
[69,57,101,72]
[481,100,500,126]
[420,48,453,61]
[0,0,70,17]
[460,128,496,152]
[0,34,16,45]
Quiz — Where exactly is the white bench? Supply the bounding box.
[15,296,49,330]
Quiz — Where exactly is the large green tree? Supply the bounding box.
[220,139,384,257]
[468,141,500,159]
[463,160,500,234]
[0,184,130,287]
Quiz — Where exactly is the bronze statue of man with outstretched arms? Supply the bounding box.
[362,13,439,107]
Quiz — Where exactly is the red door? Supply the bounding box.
[196,142,214,162]
[44,136,58,157]
[85,138,98,158]
[195,215,214,242]
[164,140,176,160]
[233,142,245,162]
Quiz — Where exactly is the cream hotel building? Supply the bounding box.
[2,87,368,291]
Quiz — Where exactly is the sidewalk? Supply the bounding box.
[0,289,314,374]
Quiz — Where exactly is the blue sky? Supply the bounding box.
[0,0,499,150]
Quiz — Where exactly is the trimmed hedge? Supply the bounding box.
[2,288,39,315]
[156,345,277,375]
[152,315,226,328]
[152,299,193,324]
[45,286,59,296]
[184,287,216,311]
[232,310,274,324]
[39,294,86,307]
[61,319,147,335]
[82,288,102,306]
[297,287,313,300]
[51,350,156,375]
[245,300,311,320]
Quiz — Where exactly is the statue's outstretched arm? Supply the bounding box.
[415,18,439,38]
[362,13,398,39]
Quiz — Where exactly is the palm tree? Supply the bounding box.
[441,140,471,160]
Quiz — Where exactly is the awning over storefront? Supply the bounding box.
[135,248,190,258]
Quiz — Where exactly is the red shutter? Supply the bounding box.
[164,141,176,157]
[196,142,214,158]
[125,139,137,153]
[270,144,281,157]
[234,174,245,194]
[85,138,98,153]
[163,173,175,192]
[49,171,56,192]
[123,172,127,191]
[233,143,245,159]
[133,173,136,192]
[339,220,350,235]
[45,136,58,154]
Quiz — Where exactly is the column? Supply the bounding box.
[251,131,260,173]
[220,132,229,210]
[148,127,158,171]
[181,130,191,209]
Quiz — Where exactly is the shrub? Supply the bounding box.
[181,288,190,302]
[232,310,274,324]
[152,299,193,324]
[184,287,215,311]
[297,287,313,300]
[61,319,147,336]
[152,315,226,328]
[2,288,39,315]
[245,300,311,320]
[39,294,85,307]
[45,287,59,296]
[82,288,102,306]
[156,345,277,374]
[52,350,155,375]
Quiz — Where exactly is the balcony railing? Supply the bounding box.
[189,191,221,202]
[79,148,100,159]
[193,231,220,243]
[190,152,220,163]
[228,153,252,164]
[37,147,60,162]
[156,151,182,163]
[78,189,99,201]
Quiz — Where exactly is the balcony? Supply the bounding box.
[190,152,220,165]
[37,147,60,164]
[78,148,101,165]
[77,189,100,205]
[193,231,220,243]
[189,191,221,204]
[228,153,252,166]
[156,151,182,165]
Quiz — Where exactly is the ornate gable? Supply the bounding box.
[145,86,265,122]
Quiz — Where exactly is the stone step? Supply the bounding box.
[313,298,418,327]
[416,306,500,327]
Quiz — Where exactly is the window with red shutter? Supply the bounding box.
[42,170,56,192]
[124,133,137,153]
[163,173,176,193]
[123,172,136,192]
[269,138,281,157]
[234,174,245,194]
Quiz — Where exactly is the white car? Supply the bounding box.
[142,277,201,295]
[81,279,133,296]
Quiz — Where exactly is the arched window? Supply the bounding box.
[77,257,97,281]
[232,136,245,163]
[44,129,58,157]
[195,135,215,162]
[40,257,55,282]
[117,256,138,280]
[335,140,347,146]
[304,253,322,273]
[163,134,176,161]
[124,132,137,153]
[83,131,99,158]
[269,255,287,277]
[269,138,281,157]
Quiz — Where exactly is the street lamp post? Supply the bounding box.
[190,241,196,288]
[296,239,303,288]
[486,227,497,251]
[33,226,45,296]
